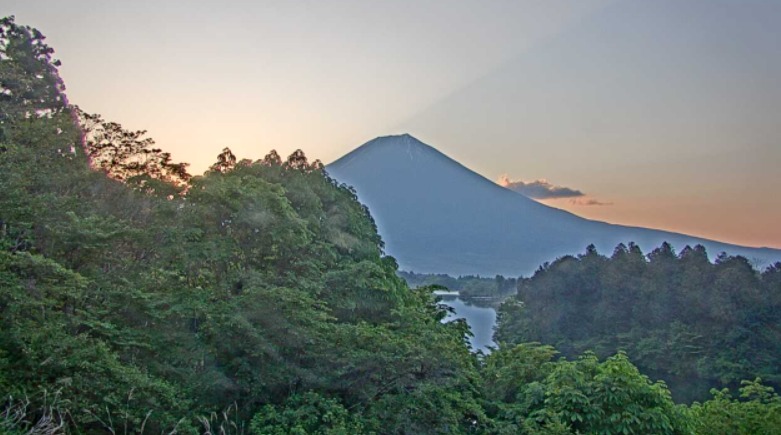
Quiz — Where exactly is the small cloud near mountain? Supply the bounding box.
[497,175,584,199]
[571,198,613,206]
[498,175,611,206]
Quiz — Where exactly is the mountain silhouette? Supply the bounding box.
[326,134,781,276]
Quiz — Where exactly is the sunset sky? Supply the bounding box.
[7,0,781,248]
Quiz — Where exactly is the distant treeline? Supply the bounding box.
[399,271,518,297]
[496,242,781,403]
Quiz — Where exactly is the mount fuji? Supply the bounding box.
[326,134,781,276]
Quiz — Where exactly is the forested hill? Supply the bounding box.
[3,16,781,434]
[496,242,781,403]
[0,17,482,432]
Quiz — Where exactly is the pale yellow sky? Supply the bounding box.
[7,0,781,248]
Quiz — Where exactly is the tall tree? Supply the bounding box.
[0,16,67,134]
[78,109,191,190]
[210,147,237,173]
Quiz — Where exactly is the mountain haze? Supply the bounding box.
[327,134,781,276]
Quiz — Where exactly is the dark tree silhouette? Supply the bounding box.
[210,147,237,173]
[78,109,191,188]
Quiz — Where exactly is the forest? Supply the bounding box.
[2,16,781,434]
[496,243,781,403]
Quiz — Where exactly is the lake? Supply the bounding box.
[435,291,510,353]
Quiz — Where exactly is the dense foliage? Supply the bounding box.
[689,378,781,434]
[496,243,781,403]
[0,16,483,433]
[2,16,780,434]
[481,344,692,434]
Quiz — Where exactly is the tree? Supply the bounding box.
[79,109,191,189]
[540,352,692,434]
[0,16,67,135]
[482,345,692,434]
[261,149,282,166]
[691,379,781,434]
[284,149,323,173]
[249,392,364,435]
[210,147,237,173]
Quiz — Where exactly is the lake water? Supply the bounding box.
[435,292,506,353]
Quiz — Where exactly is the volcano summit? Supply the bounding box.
[326,134,781,276]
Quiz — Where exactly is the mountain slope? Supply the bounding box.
[326,134,781,276]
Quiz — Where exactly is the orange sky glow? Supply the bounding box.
[7,0,781,249]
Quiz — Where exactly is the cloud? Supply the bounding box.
[570,198,613,206]
[498,175,613,206]
[497,175,584,199]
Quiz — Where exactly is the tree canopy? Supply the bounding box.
[496,243,781,403]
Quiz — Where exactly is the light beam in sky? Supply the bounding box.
[5,0,781,248]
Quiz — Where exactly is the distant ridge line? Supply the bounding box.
[327,134,781,276]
